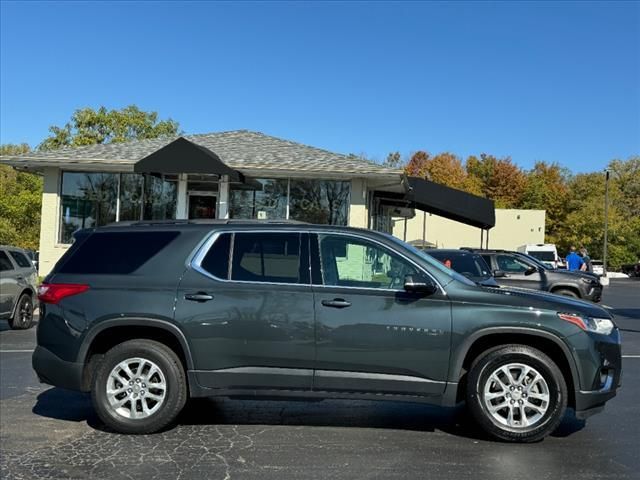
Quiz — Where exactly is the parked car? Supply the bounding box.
[0,245,38,329]
[517,244,561,269]
[591,260,604,276]
[33,221,621,442]
[424,249,498,286]
[465,248,603,302]
[620,261,640,278]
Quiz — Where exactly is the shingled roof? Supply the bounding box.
[0,130,401,177]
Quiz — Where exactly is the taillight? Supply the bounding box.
[38,283,90,304]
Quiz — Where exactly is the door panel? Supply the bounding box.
[311,234,452,397]
[175,231,315,391]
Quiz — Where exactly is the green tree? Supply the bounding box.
[0,144,42,250]
[38,105,180,150]
[1,106,181,250]
[520,161,571,243]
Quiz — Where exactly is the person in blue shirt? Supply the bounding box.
[566,246,584,271]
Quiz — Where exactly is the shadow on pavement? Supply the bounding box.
[31,387,585,441]
[32,388,97,422]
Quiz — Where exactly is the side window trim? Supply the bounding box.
[191,229,312,287]
[309,231,444,294]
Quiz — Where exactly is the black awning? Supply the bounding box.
[405,177,495,229]
[134,137,243,181]
[375,177,495,229]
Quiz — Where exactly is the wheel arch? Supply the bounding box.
[10,287,35,319]
[78,318,194,392]
[447,327,579,409]
[549,284,582,297]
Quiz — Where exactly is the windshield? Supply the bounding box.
[380,233,476,286]
[528,251,556,262]
[427,251,492,280]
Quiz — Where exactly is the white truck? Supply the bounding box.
[517,243,561,269]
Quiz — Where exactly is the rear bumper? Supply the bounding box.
[32,346,84,392]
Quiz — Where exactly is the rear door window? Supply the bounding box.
[0,251,14,271]
[57,231,180,274]
[9,251,32,268]
[231,232,304,284]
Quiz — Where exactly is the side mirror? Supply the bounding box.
[493,269,506,278]
[524,266,538,276]
[403,274,437,295]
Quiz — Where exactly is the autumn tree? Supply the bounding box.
[520,161,571,243]
[466,154,527,208]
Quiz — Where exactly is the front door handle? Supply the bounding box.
[184,292,214,302]
[321,298,352,309]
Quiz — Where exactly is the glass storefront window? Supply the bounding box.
[143,175,177,221]
[230,178,350,225]
[59,172,178,244]
[289,180,350,225]
[60,173,118,243]
[230,179,288,220]
[119,174,144,221]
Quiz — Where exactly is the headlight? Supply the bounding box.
[558,313,615,335]
[580,277,597,285]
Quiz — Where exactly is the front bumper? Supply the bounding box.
[583,284,603,302]
[32,345,84,391]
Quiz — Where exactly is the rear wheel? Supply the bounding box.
[553,288,579,298]
[466,344,567,442]
[9,293,33,330]
[91,339,187,434]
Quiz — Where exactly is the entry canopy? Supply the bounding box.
[406,176,495,229]
[134,137,243,181]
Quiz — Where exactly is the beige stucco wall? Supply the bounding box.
[348,178,368,228]
[38,168,69,276]
[393,208,546,250]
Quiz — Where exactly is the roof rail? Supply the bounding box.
[105,219,309,227]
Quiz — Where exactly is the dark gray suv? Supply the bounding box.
[33,221,621,442]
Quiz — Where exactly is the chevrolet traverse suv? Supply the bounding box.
[33,221,621,442]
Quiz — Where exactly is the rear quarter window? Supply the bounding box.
[9,251,32,268]
[57,231,180,274]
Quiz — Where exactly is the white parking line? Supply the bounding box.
[622,355,640,358]
[0,350,34,353]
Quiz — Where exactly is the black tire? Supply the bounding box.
[91,339,187,434]
[466,344,567,442]
[553,288,579,299]
[9,293,33,330]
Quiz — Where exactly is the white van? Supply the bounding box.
[517,244,560,269]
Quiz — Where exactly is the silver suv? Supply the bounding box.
[0,246,38,329]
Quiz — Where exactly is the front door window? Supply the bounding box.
[188,195,216,219]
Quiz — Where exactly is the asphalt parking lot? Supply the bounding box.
[1,279,639,480]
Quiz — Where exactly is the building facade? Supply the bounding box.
[392,209,546,251]
[0,130,529,277]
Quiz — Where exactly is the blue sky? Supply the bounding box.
[1,1,638,172]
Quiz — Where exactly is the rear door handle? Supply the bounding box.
[321,299,352,309]
[184,292,214,302]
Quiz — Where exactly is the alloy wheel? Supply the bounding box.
[106,357,167,420]
[482,362,550,429]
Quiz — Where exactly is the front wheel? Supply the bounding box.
[91,339,187,434]
[466,345,567,442]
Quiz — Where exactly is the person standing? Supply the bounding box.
[580,247,593,273]
[565,246,584,271]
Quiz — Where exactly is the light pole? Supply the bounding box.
[603,169,610,278]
